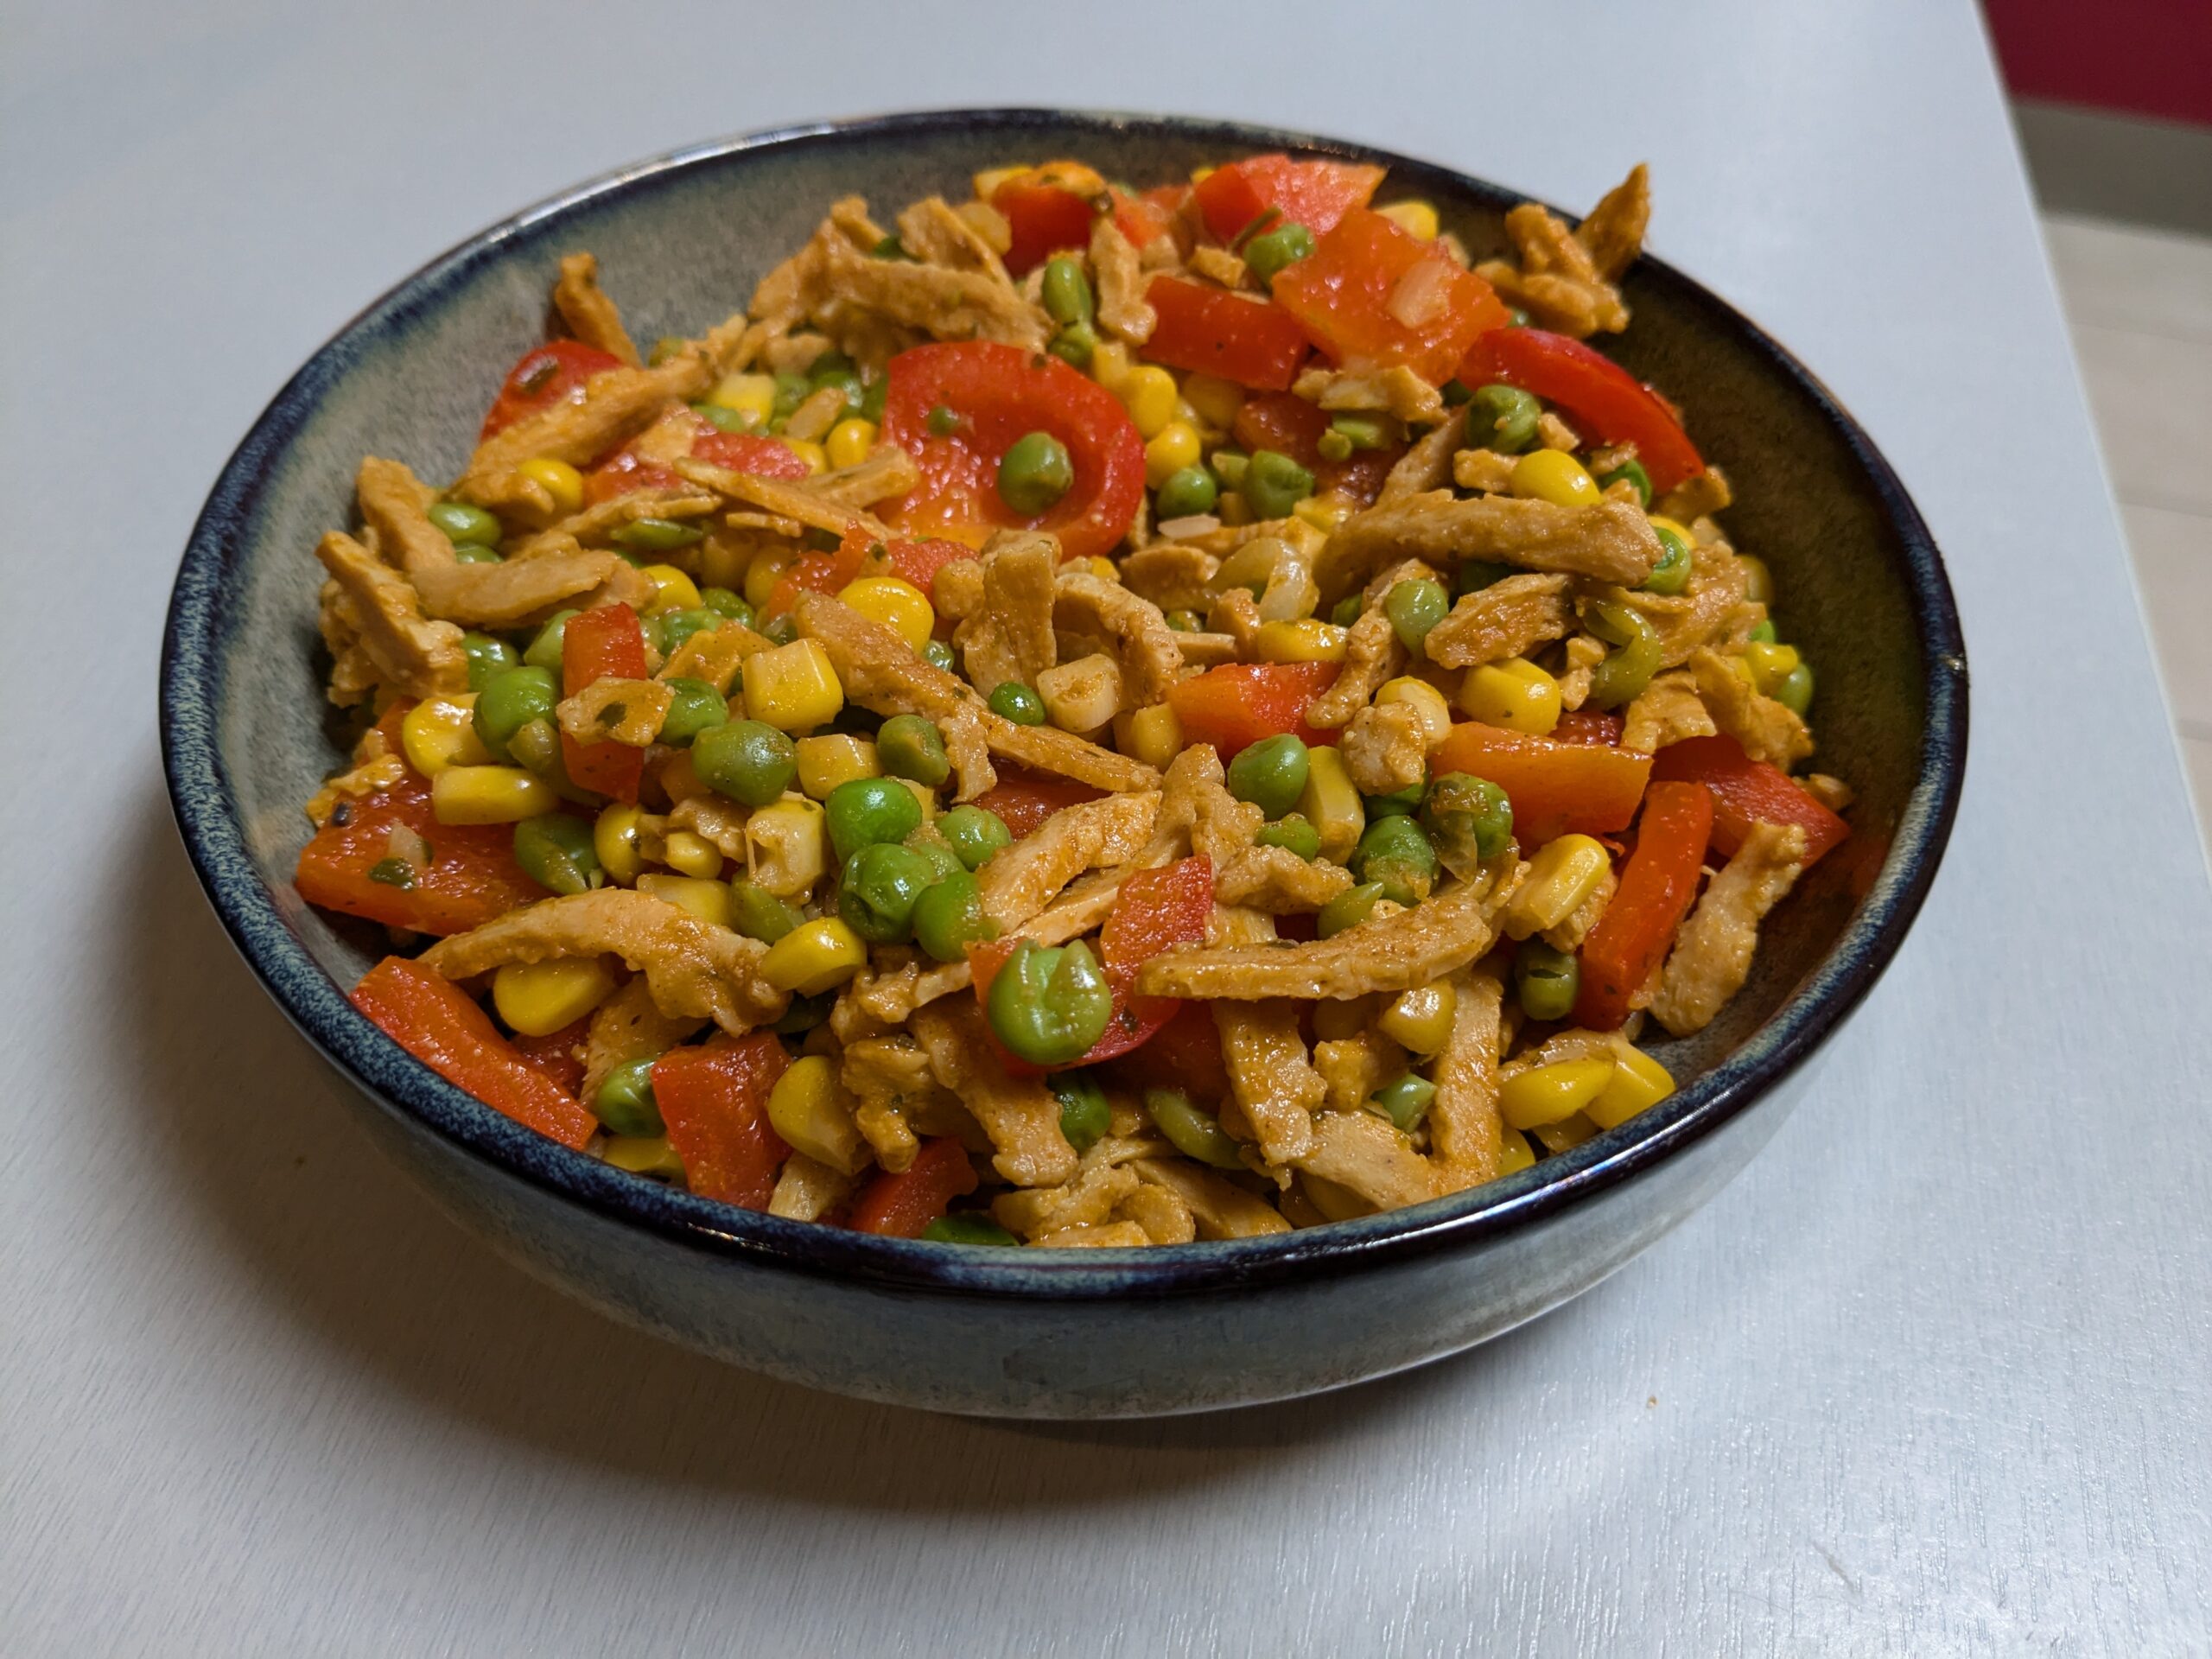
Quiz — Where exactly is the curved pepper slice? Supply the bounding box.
[651,1033,791,1210]
[1571,781,1714,1030]
[849,1136,980,1236]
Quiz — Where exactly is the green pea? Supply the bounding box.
[1316,880,1386,938]
[987,939,1114,1065]
[692,402,753,435]
[656,608,721,655]
[1145,1087,1244,1170]
[1385,578,1451,653]
[814,371,866,420]
[1598,458,1653,506]
[1422,773,1514,874]
[522,609,579,671]
[876,714,950,787]
[1052,1072,1111,1155]
[691,719,797,808]
[1455,559,1514,596]
[1440,378,1475,406]
[773,992,834,1035]
[1317,429,1353,464]
[461,632,521,693]
[1048,321,1098,370]
[1243,448,1315,519]
[1748,618,1778,645]
[1515,940,1580,1023]
[512,813,601,896]
[636,613,666,655]
[502,718,594,802]
[1041,256,1095,327]
[1370,1072,1437,1133]
[473,665,559,762]
[1255,813,1321,861]
[729,879,803,944]
[1243,220,1315,286]
[770,371,810,422]
[938,804,1013,870]
[1363,779,1427,817]
[1226,734,1310,820]
[997,431,1073,518]
[1773,662,1815,716]
[593,1056,664,1137]
[988,682,1046,725]
[656,677,728,747]
[921,1214,1020,1246]
[912,869,995,963]
[1352,813,1438,906]
[825,776,923,862]
[1586,600,1664,709]
[807,348,856,384]
[429,499,501,547]
[873,232,914,262]
[1166,609,1205,633]
[838,842,934,944]
[921,639,957,674]
[860,373,887,425]
[1154,466,1218,520]
[1329,414,1390,451]
[1466,384,1541,454]
[700,587,753,624]
[906,835,966,882]
[611,516,705,552]
[1328,594,1363,627]
[453,545,503,565]
[1643,526,1693,595]
[1209,448,1250,489]
[926,404,962,437]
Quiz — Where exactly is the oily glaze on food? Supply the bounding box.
[297,156,1852,1248]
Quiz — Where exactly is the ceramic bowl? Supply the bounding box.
[161,109,1966,1417]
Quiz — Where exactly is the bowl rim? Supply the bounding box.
[160,105,1967,1300]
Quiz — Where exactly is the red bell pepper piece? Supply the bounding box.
[1141,277,1313,391]
[970,770,1106,838]
[1432,720,1654,843]
[296,759,544,939]
[353,957,600,1148]
[992,176,1099,276]
[1109,186,1181,251]
[650,1033,791,1209]
[1273,208,1510,385]
[767,526,978,619]
[849,1136,980,1237]
[1650,734,1850,867]
[1459,327,1705,493]
[1103,998,1231,1103]
[1166,662,1337,758]
[585,410,810,505]
[1572,782,1715,1030]
[558,602,650,803]
[512,1016,590,1097]
[1551,709,1625,747]
[1191,153,1383,244]
[480,339,625,441]
[1230,391,1402,505]
[879,340,1144,561]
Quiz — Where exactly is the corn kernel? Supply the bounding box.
[1313,995,1378,1043]
[1144,419,1202,486]
[796,734,880,799]
[766,1054,868,1175]
[1113,703,1183,770]
[1255,618,1348,664]
[662,829,724,879]
[1378,980,1458,1054]
[1085,556,1119,582]
[518,456,583,516]
[742,546,796,612]
[493,957,614,1037]
[1586,1045,1675,1129]
[1744,640,1803,696]
[782,439,828,476]
[744,797,828,898]
[1292,495,1353,534]
[1497,1128,1537,1176]
[836,575,934,649]
[1036,652,1123,734]
[1182,372,1245,430]
[1500,1057,1617,1130]
[400,694,490,777]
[743,638,844,732]
[1120,365,1180,438]
[1647,513,1696,549]
[1374,677,1452,748]
[1459,656,1562,735]
[639,563,702,614]
[760,916,868,995]
[1090,339,1134,392]
[972,164,1029,200]
[1510,448,1600,507]
[709,372,776,427]
[1378,200,1440,239]
[1738,554,1775,604]
[824,416,879,471]
[635,873,732,929]
[1503,834,1611,938]
[1532,1113,1599,1154]
[594,802,645,885]
[1297,744,1366,861]
[897,777,938,821]
[601,1135,685,1179]
[431,765,556,825]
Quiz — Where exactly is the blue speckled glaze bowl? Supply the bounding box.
[161,109,1966,1417]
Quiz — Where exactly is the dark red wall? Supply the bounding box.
[1985,0,2212,126]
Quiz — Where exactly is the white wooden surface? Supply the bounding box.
[5,2,2209,1651]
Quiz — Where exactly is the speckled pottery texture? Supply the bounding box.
[162,110,1967,1418]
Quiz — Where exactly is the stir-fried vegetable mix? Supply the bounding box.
[298,158,1853,1247]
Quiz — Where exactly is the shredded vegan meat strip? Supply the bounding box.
[1294,1111,1437,1212]
[1690,645,1814,769]
[1208,908,1323,1165]
[1427,966,1505,1188]
[314,530,469,700]
[1320,493,1662,597]
[455,349,712,513]
[1052,568,1184,707]
[1292,364,1445,425]
[1649,822,1808,1036]
[552,251,641,366]
[1090,215,1156,344]
[769,1154,858,1222]
[1132,1160,1292,1239]
[1421,574,1574,668]
[910,999,1078,1188]
[671,455,891,539]
[1340,702,1432,797]
[1620,668,1719,753]
[815,222,1050,352]
[1376,408,1468,508]
[956,531,1059,693]
[810,446,922,510]
[556,677,672,747]
[976,792,1160,929]
[582,976,706,1102]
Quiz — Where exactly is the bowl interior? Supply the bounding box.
[167,111,1962,1286]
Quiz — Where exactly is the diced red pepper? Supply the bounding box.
[1273,208,1511,385]
[650,1033,791,1210]
[558,602,650,803]
[770,525,979,618]
[1191,153,1383,244]
[480,339,624,442]
[849,1136,980,1237]
[1651,734,1851,867]
[1230,391,1402,503]
[970,770,1106,838]
[1103,999,1230,1104]
[585,410,810,505]
[511,1017,590,1097]
[1572,782,1715,1030]
[1166,662,1338,758]
[1432,720,1654,843]
[1459,327,1705,493]
[992,177,1100,276]
[1110,186,1181,251]
[353,957,600,1149]
[1142,277,1312,391]
[1551,709,1625,747]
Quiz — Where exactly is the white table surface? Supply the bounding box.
[6,2,2209,1651]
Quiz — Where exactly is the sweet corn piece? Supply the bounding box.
[1182,372,1245,430]
[1497,1128,1538,1176]
[1510,448,1600,507]
[760,916,868,995]
[1503,834,1612,939]
[639,563,702,614]
[743,638,844,732]
[742,546,797,612]
[745,797,828,898]
[971,164,1029,200]
[1255,619,1348,664]
[1292,496,1354,534]
[1744,640,1803,696]
[400,694,490,777]
[1378,200,1440,239]
[897,777,939,821]
[662,829,724,880]
[518,456,583,516]
[836,575,933,649]
[1738,554,1775,604]
[796,734,880,799]
[1312,995,1377,1043]
[1499,1057,1617,1130]
[1113,703,1182,771]
[1090,339,1134,393]
[1144,419,1202,487]
[1459,656,1562,735]
[594,802,646,885]
[1084,556,1119,582]
[709,372,777,427]
[493,957,614,1038]
[765,1054,868,1175]
[1378,981,1458,1054]
[825,416,879,471]
[1120,365,1179,438]
[782,438,829,476]
[431,765,556,825]
[1297,744,1366,861]
[1586,1046,1675,1129]
[1532,1113,1599,1154]
[601,1135,686,1179]
[635,873,732,929]
[1374,677,1452,749]
[1036,652,1123,734]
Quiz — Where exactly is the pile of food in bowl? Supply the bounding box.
[297,151,1853,1249]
